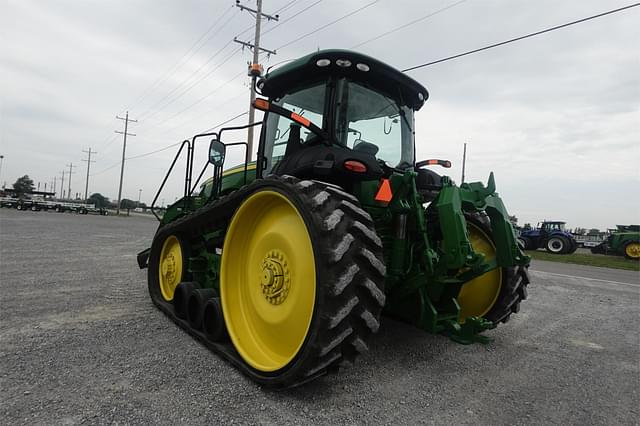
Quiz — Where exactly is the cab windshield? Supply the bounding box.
[262,82,326,175]
[335,79,414,168]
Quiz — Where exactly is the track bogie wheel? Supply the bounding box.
[220,176,385,387]
[623,241,640,260]
[148,233,191,302]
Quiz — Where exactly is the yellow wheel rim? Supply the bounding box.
[625,242,640,259]
[457,223,502,321]
[158,235,183,301]
[221,190,316,372]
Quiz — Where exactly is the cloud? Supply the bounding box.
[1,0,638,229]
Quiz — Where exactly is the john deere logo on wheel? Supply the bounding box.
[162,253,177,284]
[261,250,290,305]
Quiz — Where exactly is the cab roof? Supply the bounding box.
[260,49,429,110]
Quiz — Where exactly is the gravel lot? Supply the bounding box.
[1,208,638,425]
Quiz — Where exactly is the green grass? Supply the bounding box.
[527,250,640,271]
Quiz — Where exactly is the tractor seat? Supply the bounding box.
[353,139,379,156]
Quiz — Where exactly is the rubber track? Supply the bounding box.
[147,175,385,388]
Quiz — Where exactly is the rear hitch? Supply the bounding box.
[444,316,496,345]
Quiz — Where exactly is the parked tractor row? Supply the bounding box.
[0,196,107,215]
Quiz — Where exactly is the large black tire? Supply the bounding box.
[220,176,386,387]
[565,238,578,254]
[546,236,568,254]
[517,236,532,250]
[466,213,530,325]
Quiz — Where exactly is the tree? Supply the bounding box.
[120,198,136,209]
[523,223,532,231]
[88,193,109,208]
[588,228,601,236]
[508,215,518,225]
[13,175,34,197]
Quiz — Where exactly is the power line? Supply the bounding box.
[137,41,239,121]
[199,110,249,133]
[153,62,245,126]
[127,111,250,161]
[161,89,248,133]
[127,6,238,112]
[274,0,297,14]
[261,0,324,37]
[126,141,183,161]
[90,162,121,177]
[402,2,640,72]
[350,0,468,49]
[92,110,250,174]
[274,0,381,51]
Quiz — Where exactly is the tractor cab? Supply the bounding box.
[539,221,566,233]
[254,50,429,188]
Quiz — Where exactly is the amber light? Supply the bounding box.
[290,112,310,127]
[343,160,367,173]
[253,98,270,111]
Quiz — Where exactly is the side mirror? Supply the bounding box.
[209,139,225,167]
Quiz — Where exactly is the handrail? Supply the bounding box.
[188,121,263,196]
[150,140,190,221]
[150,121,264,222]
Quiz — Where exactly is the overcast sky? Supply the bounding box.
[1,0,638,229]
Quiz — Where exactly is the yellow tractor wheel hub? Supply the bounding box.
[221,190,316,372]
[457,223,502,321]
[625,242,640,259]
[158,235,183,301]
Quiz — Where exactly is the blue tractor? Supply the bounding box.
[518,221,578,254]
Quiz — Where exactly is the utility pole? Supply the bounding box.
[137,188,142,207]
[461,142,467,184]
[115,112,137,215]
[82,147,96,202]
[53,176,57,198]
[234,0,278,159]
[60,170,66,200]
[0,155,4,184]
[66,163,76,200]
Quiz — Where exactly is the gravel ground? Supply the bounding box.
[1,208,638,425]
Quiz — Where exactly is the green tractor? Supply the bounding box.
[138,50,530,388]
[591,225,640,259]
